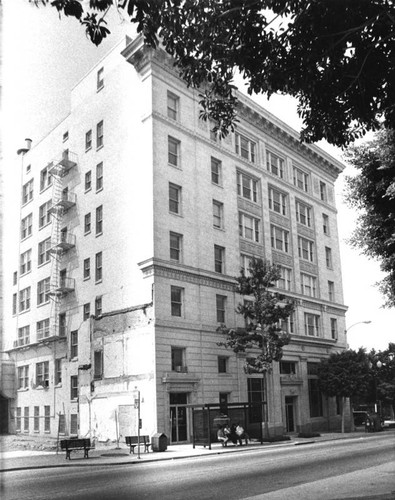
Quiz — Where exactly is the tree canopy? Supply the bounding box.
[344,128,395,307]
[33,0,395,146]
[217,258,294,374]
[368,343,395,416]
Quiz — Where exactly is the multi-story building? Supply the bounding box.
[4,35,348,442]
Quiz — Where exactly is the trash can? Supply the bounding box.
[151,433,167,452]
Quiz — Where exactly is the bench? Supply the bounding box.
[60,438,92,460]
[125,435,151,454]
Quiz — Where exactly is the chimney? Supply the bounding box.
[17,138,32,156]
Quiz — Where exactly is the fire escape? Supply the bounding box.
[48,150,78,337]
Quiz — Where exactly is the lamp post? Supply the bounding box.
[345,320,371,348]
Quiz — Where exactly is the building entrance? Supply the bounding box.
[170,393,188,443]
[285,396,296,432]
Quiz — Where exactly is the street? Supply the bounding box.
[2,434,394,500]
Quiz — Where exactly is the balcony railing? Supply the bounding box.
[48,277,75,297]
[49,151,78,177]
[49,233,76,253]
[174,365,188,373]
[49,192,76,213]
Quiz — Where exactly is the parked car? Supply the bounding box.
[353,411,369,426]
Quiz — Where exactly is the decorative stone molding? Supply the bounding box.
[269,212,291,229]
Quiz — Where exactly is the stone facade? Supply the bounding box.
[5,35,349,442]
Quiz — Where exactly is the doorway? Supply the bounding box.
[285,396,296,432]
[170,393,188,443]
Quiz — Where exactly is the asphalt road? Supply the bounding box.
[2,434,395,500]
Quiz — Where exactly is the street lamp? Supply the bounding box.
[346,320,372,333]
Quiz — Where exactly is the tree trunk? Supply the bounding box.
[341,396,345,433]
[263,371,270,439]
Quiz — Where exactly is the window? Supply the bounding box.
[70,330,78,358]
[83,258,90,280]
[97,67,104,90]
[211,157,222,185]
[40,166,52,191]
[239,213,260,242]
[59,313,66,337]
[17,365,29,389]
[169,183,181,214]
[94,350,103,379]
[213,200,224,229]
[325,247,333,268]
[37,278,50,305]
[39,200,52,228]
[247,378,264,423]
[216,295,226,323]
[268,187,287,216]
[214,245,225,273]
[37,318,50,340]
[322,214,329,235]
[85,130,92,151]
[95,296,102,317]
[26,164,31,173]
[36,361,49,387]
[84,213,91,234]
[235,132,256,163]
[271,225,289,253]
[70,414,78,435]
[18,325,30,346]
[296,201,312,227]
[330,318,338,339]
[167,91,179,120]
[280,361,296,375]
[34,406,40,432]
[328,281,335,301]
[171,347,186,372]
[170,232,182,262]
[293,166,309,192]
[308,363,323,417]
[277,266,292,291]
[171,286,183,317]
[21,213,33,239]
[301,273,317,297]
[55,359,62,385]
[24,407,29,432]
[95,251,103,282]
[83,303,90,321]
[304,313,320,337]
[22,179,34,205]
[13,293,17,315]
[320,181,327,201]
[237,171,258,202]
[63,131,69,142]
[20,249,32,275]
[58,414,66,434]
[168,136,180,166]
[298,236,314,262]
[44,406,50,432]
[209,119,221,142]
[266,150,284,178]
[218,356,228,373]
[38,238,51,266]
[96,120,104,148]
[96,162,103,191]
[96,205,103,235]
[279,313,295,334]
[85,171,92,191]
[13,271,17,285]
[70,375,78,400]
[16,407,22,431]
[240,254,253,275]
[19,287,31,312]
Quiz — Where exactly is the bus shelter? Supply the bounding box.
[192,402,266,449]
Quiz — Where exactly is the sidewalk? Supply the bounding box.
[0,430,391,473]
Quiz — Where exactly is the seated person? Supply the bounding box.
[217,425,229,446]
[235,423,249,445]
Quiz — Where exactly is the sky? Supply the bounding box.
[2,0,394,352]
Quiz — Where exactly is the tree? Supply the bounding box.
[33,0,395,147]
[217,258,294,436]
[318,348,371,433]
[368,343,395,419]
[344,128,395,308]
